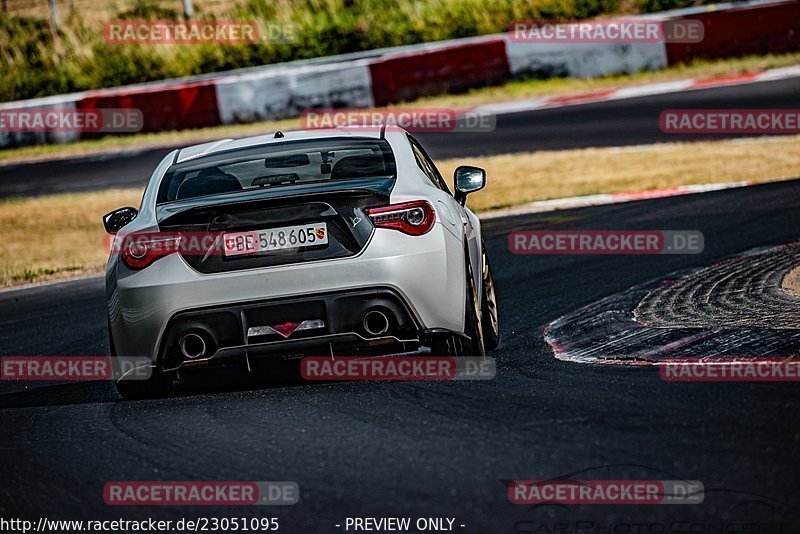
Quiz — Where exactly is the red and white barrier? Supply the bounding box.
[662,0,800,65]
[215,60,375,124]
[505,40,667,79]
[78,79,221,134]
[0,95,83,148]
[0,0,797,148]
[368,36,510,107]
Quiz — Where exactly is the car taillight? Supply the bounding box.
[120,233,181,270]
[367,200,436,236]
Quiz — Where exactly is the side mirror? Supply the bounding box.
[103,207,138,234]
[454,165,486,205]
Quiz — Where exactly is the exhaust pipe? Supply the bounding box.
[363,310,390,337]
[180,332,208,359]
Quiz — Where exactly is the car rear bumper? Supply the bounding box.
[157,287,424,371]
[107,225,465,361]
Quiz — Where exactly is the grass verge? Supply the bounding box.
[1,135,798,288]
[440,135,800,212]
[2,52,799,165]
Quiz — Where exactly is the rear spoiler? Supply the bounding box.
[156,176,395,224]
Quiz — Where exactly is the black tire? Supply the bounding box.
[461,259,486,357]
[480,243,500,351]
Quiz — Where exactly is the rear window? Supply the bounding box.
[158,137,396,204]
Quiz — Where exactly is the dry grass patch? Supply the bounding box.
[1,135,799,288]
[446,136,800,212]
[0,188,142,287]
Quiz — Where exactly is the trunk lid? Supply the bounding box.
[157,177,392,274]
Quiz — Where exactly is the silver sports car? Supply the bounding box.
[103,125,499,397]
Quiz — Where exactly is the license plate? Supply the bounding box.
[223,223,328,257]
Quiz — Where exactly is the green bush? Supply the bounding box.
[0,16,66,100]
[116,2,182,20]
[88,43,175,87]
[636,0,692,14]
[0,0,626,103]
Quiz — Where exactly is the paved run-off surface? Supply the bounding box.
[1,178,800,529]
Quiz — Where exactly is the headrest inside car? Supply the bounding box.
[176,169,243,200]
[252,173,300,187]
[330,154,385,180]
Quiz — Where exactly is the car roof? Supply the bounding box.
[174,127,391,164]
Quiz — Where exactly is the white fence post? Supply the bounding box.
[48,0,60,29]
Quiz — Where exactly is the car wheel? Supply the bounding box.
[481,242,500,351]
[429,260,485,357]
[461,259,486,357]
